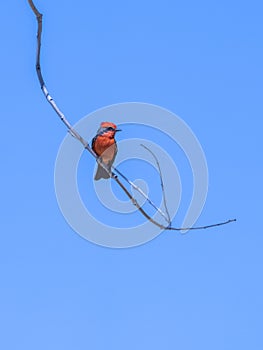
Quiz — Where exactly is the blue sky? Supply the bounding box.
[1,0,263,349]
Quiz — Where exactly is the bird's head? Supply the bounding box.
[97,121,122,136]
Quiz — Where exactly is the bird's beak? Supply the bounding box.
[115,129,122,132]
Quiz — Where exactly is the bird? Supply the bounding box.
[92,121,121,180]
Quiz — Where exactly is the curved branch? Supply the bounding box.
[28,0,170,224]
[140,144,171,225]
[28,0,88,145]
[28,0,236,233]
[112,167,170,224]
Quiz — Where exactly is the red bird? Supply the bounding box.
[92,122,121,180]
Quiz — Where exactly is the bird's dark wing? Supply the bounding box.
[108,140,118,168]
[91,135,97,154]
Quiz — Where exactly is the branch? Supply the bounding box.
[112,166,170,224]
[28,0,90,147]
[28,0,236,233]
[140,144,171,225]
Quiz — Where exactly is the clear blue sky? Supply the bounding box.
[1,0,263,349]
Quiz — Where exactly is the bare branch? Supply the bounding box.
[171,218,237,232]
[112,167,170,225]
[28,0,89,147]
[28,0,236,233]
[140,144,171,225]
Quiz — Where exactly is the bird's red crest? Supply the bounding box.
[100,121,117,129]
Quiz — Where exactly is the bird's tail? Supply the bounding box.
[94,164,111,180]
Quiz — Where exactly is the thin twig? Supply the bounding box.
[28,0,236,232]
[112,167,170,224]
[172,218,237,232]
[140,144,171,225]
[28,0,90,147]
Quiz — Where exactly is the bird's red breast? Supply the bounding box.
[92,135,116,162]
